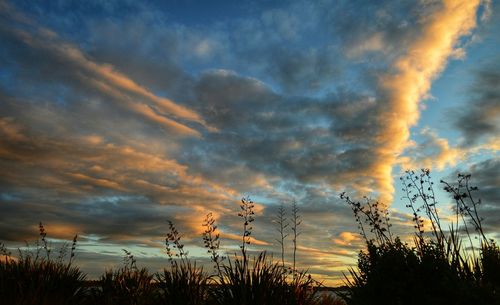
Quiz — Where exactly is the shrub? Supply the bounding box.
[314,293,347,305]
[155,221,209,305]
[344,239,482,305]
[210,252,318,305]
[92,267,156,305]
[341,170,500,305]
[206,197,319,305]
[0,224,85,305]
[90,250,156,305]
[0,256,86,305]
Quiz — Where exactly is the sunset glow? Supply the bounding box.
[0,0,499,286]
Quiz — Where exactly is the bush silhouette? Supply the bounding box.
[0,224,85,305]
[341,170,500,305]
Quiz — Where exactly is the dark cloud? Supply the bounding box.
[444,157,500,235]
[453,61,500,146]
[469,158,500,205]
[330,0,441,59]
[264,47,341,93]
[182,71,382,192]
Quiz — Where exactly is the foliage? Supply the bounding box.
[238,196,255,266]
[206,197,319,305]
[156,221,209,305]
[0,223,85,305]
[88,249,157,305]
[0,196,365,305]
[94,267,156,305]
[341,170,500,305]
[209,252,319,305]
[202,212,224,276]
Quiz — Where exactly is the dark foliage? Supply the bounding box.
[0,224,85,305]
[341,170,500,305]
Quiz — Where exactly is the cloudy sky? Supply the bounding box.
[0,0,499,285]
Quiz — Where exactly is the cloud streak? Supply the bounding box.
[0,4,207,137]
[372,0,481,202]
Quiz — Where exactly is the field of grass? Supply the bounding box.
[1,171,499,305]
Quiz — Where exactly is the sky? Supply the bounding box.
[0,0,499,285]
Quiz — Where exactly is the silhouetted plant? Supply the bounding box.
[238,196,255,267]
[210,251,319,305]
[157,220,209,305]
[122,248,138,270]
[157,259,208,305]
[273,202,289,268]
[39,222,51,260]
[0,223,86,305]
[206,197,321,305]
[0,242,11,263]
[481,241,500,296]
[291,200,302,276]
[442,173,488,245]
[94,255,156,305]
[341,170,500,305]
[165,220,189,265]
[202,212,224,277]
[340,194,392,246]
[402,169,445,245]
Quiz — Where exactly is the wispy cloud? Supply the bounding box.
[0,3,208,137]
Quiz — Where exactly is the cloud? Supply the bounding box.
[265,47,341,93]
[0,5,207,137]
[453,60,500,147]
[333,1,431,60]
[444,157,500,237]
[0,99,241,244]
[345,32,386,59]
[398,59,500,174]
[333,231,361,246]
[371,0,481,202]
[399,127,465,171]
[183,71,389,199]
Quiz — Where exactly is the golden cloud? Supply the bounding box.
[373,0,481,203]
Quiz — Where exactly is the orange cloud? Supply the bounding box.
[0,117,28,142]
[32,223,82,240]
[219,232,271,247]
[0,116,238,210]
[398,128,465,171]
[66,173,127,192]
[83,76,201,137]
[373,0,481,203]
[333,231,360,246]
[0,12,209,137]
